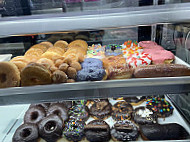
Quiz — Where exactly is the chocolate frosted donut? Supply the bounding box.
[124,96,146,106]
[112,101,133,121]
[90,100,112,120]
[29,103,50,111]
[56,101,72,109]
[146,97,174,118]
[63,119,85,142]
[47,103,68,122]
[12,123,39,142]
[134,106,157,125]
[38,114,63,142]
[111,120,139,141]
[24,106,46,124]
[85,120,111,142]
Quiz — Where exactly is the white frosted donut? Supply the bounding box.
[127,52,152,68]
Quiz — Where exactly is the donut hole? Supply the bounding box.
[20,128,32,138]
[31,111,39,120]
[45,121,57,132]
[0,73,6,83]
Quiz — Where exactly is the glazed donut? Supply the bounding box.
[41,52,62,61]
[66,67,77,79]
[47,47,65,56]
[11,61,27,72]
[111,120,139,141]
[139,41,157,48]
[24,48,44,58]
[54,40,68,51]
[127,52,152,68]
[85,120,111,142]
[0,62,20,88]
[81,58,103,69]
[36,58,54,69]
[69,61,81,71]
[40,41,53,49]
[52,70,68,83]
[10,56,29,64]
[112,101,133,121]
[12,123,39,142]
[47,103,68,122]
[64,53,79,62]
[63,119,85,142]
[38,114,64,142]
[24,106,46,124]
[21,63,52,86]
[68,39,88,50]
[30,44,48,53]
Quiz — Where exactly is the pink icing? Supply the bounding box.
[144,49,174,64]
[139,41,157,48]
[143,45,164,50]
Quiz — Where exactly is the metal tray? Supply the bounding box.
[1,56,190,105]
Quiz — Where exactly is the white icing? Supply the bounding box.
[136,108,153,118]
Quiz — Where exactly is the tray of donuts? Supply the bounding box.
[1,39,190,89]
[11,95,190,142]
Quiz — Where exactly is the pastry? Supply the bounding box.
[40,41,53,49]
[70,61,82,71]
[52,70,68,83]
[38,114,64,142]
[46,46,65,56]
[12,123,39,142]
[54,40,68,51]
[81,58,103,69]
[89,100,112,120]
[55,101,72,109]
[68,39,88,50]
[47,103,68,122]
[21,63,52,86]
[63,119,85,142]
[139,41,157,48]
[29,103,50,111]
[66,67,77,79]
[30,44,48,53]
[24,48,44,62]
[140,123,190,140]
[10,56,29,64]
[36,58,54,69]
[146,97,174,118]
[104,44,122,56]
[124,96,146,106]
[134,106,157,125]
[127,52,152,68]
[87,44,105,59]
[67,79,75,83]
[134,64,190,78]
[55,59,65,68]
[24,106,46,124]
[111,120,139,141]
[112,101,133,121]
[41,51,62,61]
[10,61,27,72]
[0,62,20,88]
[59,63,69,72]
[85,120,111,142]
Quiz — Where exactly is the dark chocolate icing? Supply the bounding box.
[124,96,146,104]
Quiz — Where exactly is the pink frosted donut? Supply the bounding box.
[127,52,152,68]
[143,45,164,50]
[144,49,174,64]
[139,41,157,48]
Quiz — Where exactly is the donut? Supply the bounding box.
[66,67,77,79]
[21,63,52,86]
[59,63,69,72]
[41,52,62,61]
[81,58,103,69]
[68,39,88,50]
[144,49,174,64]
[70,61,81,71]
[89,100,112,120]
[143,45,164,50]
[10,56,29,64]
[40,41,53,49]
[77,67,106,81]
[52,70,68,83]
[134,106,157,125]
[122,48,144,59]
[104,44,122,56]
[38,114,64,142]
[55,101,72,109]
[11,61,27,72]
[54,40,68,51]
[139,41,157,48]
[12,123,39,142]
[36,58,54,69]
[85,120,111,142]
[146,97,174,118]
[87,44,105,59]
[24,106,46,124]
[111,120,139,141]
[0,62,20,88]
[30,44,47,53]
[47,103,68,122]
[24,48,44,58]
[69,104,89,121]
[29,103,50,111]
[47,47,65,55]
[49,66,58,73]
[63,119,85,142]
[127,52,152,68]
[124,96,146,106]
[55,59,64,68]
[112,101,133,121]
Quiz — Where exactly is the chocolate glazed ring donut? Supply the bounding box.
[124,96,146,106]
[111,120,139,141]
[29,103,50,112]
[24,106,46,124]
[38,114,64,142]
[47,103,68,122]
[12,123,39,142]
[85,120,111,142]
[112,101,133,121]
[89,100,112,120]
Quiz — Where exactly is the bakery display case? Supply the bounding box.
[0,0,190,142]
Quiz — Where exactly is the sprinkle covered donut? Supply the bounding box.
[127,52,152,68]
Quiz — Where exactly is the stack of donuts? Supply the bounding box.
[12,96,190,142]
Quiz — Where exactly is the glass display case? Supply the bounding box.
[0,0,190,142]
